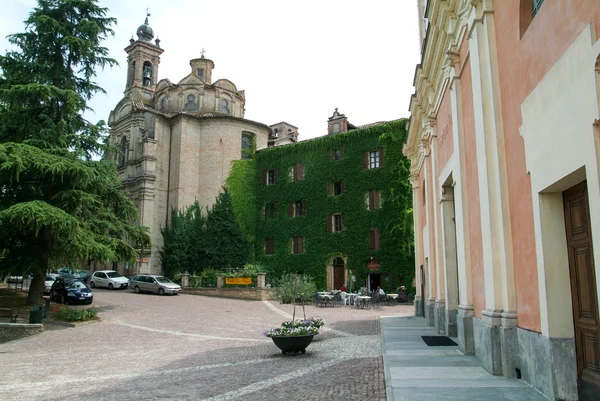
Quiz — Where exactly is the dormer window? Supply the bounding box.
[220,99,230,114]
[333,123,340,134]
[197,68,204,79]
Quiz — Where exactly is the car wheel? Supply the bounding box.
[158,288,165,296]
[90,281,95,288]
[108,283,114,290]
[134,286,140,294]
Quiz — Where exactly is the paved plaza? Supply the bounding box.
[0,290,412,400]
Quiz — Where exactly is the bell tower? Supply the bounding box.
[124,12,164,103]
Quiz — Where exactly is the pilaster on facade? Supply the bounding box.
[467,0,515,317]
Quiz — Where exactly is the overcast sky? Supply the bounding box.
[1,0,421,141]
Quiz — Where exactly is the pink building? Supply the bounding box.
[405,1,600,399]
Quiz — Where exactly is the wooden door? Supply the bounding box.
[563,181,600,389]
[333,265,345,290]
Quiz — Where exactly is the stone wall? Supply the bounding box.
[0,323,43,344]
[183,287,274,301]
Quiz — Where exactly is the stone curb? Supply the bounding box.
[42,318,101,328]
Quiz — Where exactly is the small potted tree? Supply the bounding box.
[265,274,323,354]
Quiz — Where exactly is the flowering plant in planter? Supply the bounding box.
[264,325,320,337]
[281,318,324,330]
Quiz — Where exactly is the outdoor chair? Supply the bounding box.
[314,293,330,308]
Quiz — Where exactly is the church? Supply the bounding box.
[107,16,281,275]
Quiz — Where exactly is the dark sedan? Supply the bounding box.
[50,279,94,305]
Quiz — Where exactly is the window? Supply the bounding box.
[292,236,304,254]
[142,61,153,87]
[327,213,344,232]
[220,98,230,114]
[328,181,344,196]
[197,68,204,79]
[184,94,198,112]
[333,123,340,134]
[264,202,278,219]
[328,146,344,161]
[532,0,545,17]
[117,136,127,168]
[241,133,253,160]
[265,238,275,255]
[362,148,384,169]
[370,229,380,250]
[262,168,278,185]
[292,162,304,181]
[368,190,381,210]
[288,200,306,217]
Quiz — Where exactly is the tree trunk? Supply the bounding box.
[26,272,45,305]
[26,229,51,305]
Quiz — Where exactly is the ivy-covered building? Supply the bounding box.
[238,110,414,293]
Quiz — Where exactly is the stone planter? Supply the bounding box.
[270,335,314,354]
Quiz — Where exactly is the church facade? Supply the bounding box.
[107,17,272,275]
[406,0,600,399]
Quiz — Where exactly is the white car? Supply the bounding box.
[44,273,60,294]
[89,270,130,290]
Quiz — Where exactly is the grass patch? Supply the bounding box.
[53,306,97,322]
[0,287,31,315]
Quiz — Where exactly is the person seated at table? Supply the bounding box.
[376,286,385,296]
[339,284,347,292]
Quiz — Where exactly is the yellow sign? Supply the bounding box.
[225,277,252,285]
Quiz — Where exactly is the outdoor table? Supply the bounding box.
[321,294,334,299]
[387,294,399,300]
[356,296,371,309]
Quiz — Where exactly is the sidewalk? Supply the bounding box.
[380,315,549,401]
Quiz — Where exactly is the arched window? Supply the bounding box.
[220,98,230,114]
[117,136,127,168]
[128,61,136,87]
[160,97,167,111]
[142,61,153,87]
[184,94,198,111]
[241,132,253,159]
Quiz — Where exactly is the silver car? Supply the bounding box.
[89,270,130,290]
[130,274,181,295]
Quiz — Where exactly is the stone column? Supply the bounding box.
[216,274,224,289]
[180,272,190,288]
[257,273,266,289]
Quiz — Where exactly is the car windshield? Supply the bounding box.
[65,282,88,290]
[154,276,172,284]
[106,272,123,278]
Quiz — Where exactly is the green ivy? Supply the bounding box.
[228,119,414,292]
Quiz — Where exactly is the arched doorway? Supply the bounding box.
[333,257,345,290]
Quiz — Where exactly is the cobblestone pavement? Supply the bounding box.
[0,290,413,400]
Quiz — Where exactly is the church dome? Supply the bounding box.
[136,16,154,42]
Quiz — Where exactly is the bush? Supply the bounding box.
[53,307,97,322]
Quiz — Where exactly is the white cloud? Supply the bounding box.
[1,0,421,140]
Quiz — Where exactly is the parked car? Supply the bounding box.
[58,267,89,283]
[130,274,181,295]
[49,279,93,305]
[89,270,129,290]
[44,273,61,295]
[7,276,23,284]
